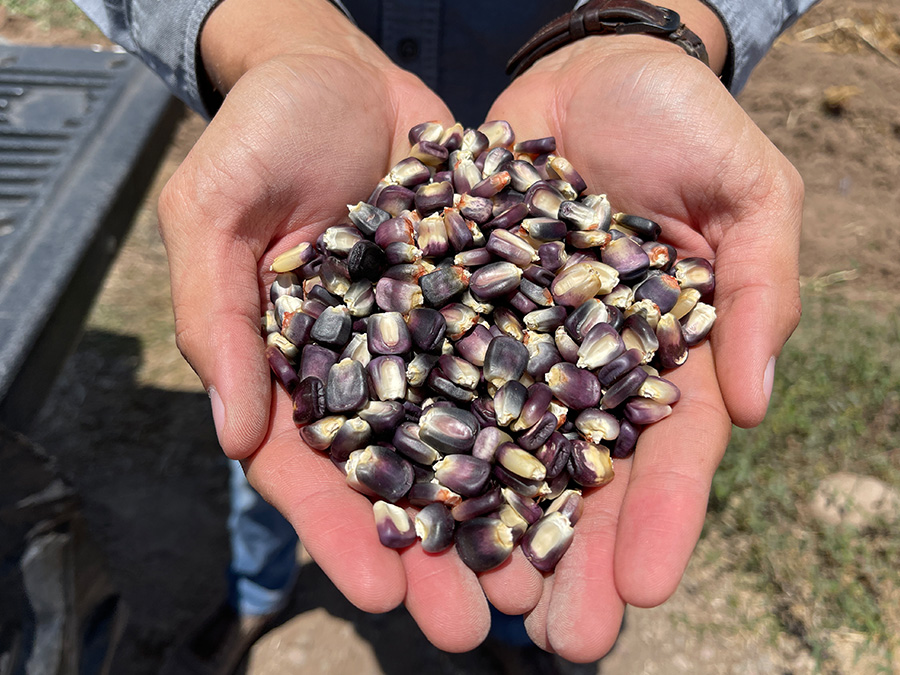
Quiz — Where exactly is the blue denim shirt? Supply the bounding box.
[73,0,818,121]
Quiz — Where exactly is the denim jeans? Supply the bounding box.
[227,461,299,616]
[226,461,531,642]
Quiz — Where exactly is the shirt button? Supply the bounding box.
[397,38,419,62]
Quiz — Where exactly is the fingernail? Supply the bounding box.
[763,356,776,407]
[209,386,226,444]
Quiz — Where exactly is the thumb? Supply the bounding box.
[710,167,804,428]
[160,196,271,460]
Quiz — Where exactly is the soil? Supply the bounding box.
[4,0,900,673]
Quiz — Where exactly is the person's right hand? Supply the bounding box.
[157,0,495,651]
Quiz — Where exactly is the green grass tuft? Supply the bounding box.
[5,0,100,34]
[707,290,900,663]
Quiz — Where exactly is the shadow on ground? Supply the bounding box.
[26,330,584,675]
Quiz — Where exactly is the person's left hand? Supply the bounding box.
[478,33,803,662]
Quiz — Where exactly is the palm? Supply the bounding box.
[484,45,802,660]
[160,55,496,650]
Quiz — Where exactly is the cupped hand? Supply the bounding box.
[483,35,803,660]
[158,42,495,649]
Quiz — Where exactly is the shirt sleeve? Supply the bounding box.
[72,0,224,117]
[699,0,820,92]
[71,0,357,118]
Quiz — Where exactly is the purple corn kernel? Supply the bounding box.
[455,324,492,366]
[470,171,511,199]
[568,440,615,488]
[523,305,567,333]
[357,400,406,436]
[472,426,512,463]
[680,303,717,347]
[407,482,463,508]
[509,292,539,315]
[545,362,601,410]
[576,323,625,370]
[367,311,412,355]
[564,298,610,342]
[419,265,470,307]
[554,326,580,364]
[415,181,454,217]
[612,419,640,459]
[408,121,443,145]
[524,182,565,219]
[454,517,515,572]
[435,354,480,390]
[534,432,572,480]
[485,202,530,230]
[348,445,414,503]
[483,335,530,388]
[513,382,553,432]
[494,380,529,426]
[326,358,369,413]
[374,214,416,248]
[600,236,651,282]
[516,411,559,452]
[634,272,681,315]
[470,397,498,428]
[457,194,494,224]
[409,140,449,167]
[434,455,492,498]
[492,464,549,500]
[373,501,417,548]
[267,344,300,395]
[367,355,407,401]
[548,157,587,195]
[599,366,648,409]
[450,488,503,522]
[538,241,569,272]
[597,348,644,388]
[612,212,661,241]
[521,512,575,573]
[486,229,538,267]
[501,488,543,525]
[655,313,689,369]
[406,307,447,353]
[624,398,673,425]
[514,136,556,155]
[443,208,475,251]
[439,303,478,340]
[300,415,346,452]
[418,406,479,455]
[415,503,456,553]
[299,343,338,382]
[426,368,477,403]
[574,408,620,444]
[329,417,372,462]
[292,376,326,425]
[374,277,424,314]
[392,422,441,465]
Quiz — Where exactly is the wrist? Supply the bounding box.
[200,0,397,97]
[510,0,728,82]
[651,0,727,75]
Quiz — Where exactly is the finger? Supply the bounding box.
[243,387,407,613]
[523,574,553,652]
[711,170,803,427]
[479,547,545,616]
[542,457,631,662]
[160,199,272,461]
[614,345,731,607]
[400,545,490,652]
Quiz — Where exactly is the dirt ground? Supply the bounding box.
[5,0,900,672]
